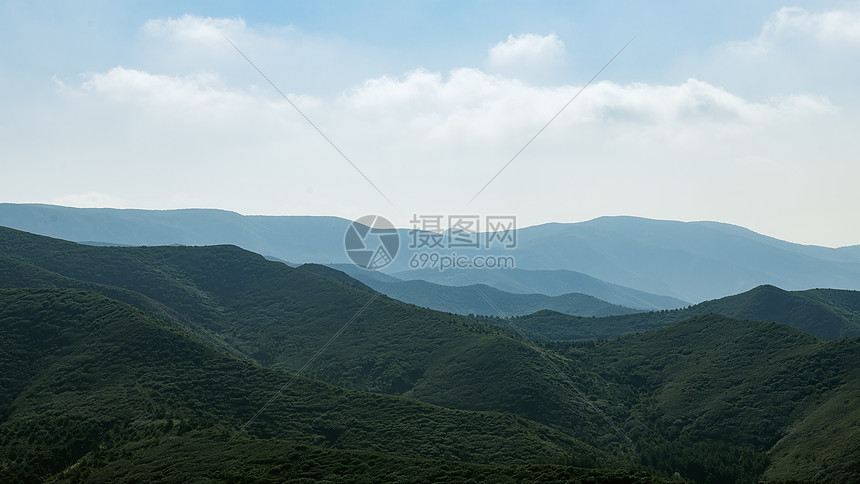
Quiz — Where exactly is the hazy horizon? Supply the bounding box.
[3,201,859,250]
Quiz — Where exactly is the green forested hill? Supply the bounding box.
[693,284,860,338]
[549,314,860,482]
[1,226,858,483]
[77,434,667,484]
[0,288,620,481]
[763,372,860,482]
[479,284,860,341]
[0,227,634,451]
[0,254,243,357]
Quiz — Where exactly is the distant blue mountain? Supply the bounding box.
[0,203,352,264]
[1,204,858,302]
[388,267,687,310]
[315,264,641,316]
[505,217,860,301]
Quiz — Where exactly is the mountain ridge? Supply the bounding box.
[386,266,688,310]
[2,204,860,302]
[481,284,860,341]
[303,264,642,317]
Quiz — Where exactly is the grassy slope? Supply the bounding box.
[0,288,615,481]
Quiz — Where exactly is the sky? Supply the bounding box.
[1,1,859,247]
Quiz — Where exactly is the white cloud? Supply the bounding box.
[731,6,860,55]
[41,62,845,238]
[130,14,374,98]
[80,67,232,106]
[142,15,248,44]
[487,33,565,69]
[687,5,860,116]
[4,14,859,246]
[766,6,860,43]
[342,70,834,136]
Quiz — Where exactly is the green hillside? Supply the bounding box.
[2,226,858,482]
[472,309,661,341]
[763,374,860,482]
[0,226,634,448]
[482,284,860,341]
[694,284,860,338]
[0,254,243,357]
[549,314,860,482]
[77,433,667,483]
[0,288,620,481]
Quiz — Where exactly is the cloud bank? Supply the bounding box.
[4,9,860,246]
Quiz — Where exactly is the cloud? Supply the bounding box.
[765,6,860,43]
[142,14,248,44]
[688,5,860,110]
[342,70,834,135]
[487,33,565,69]
[730,6,860,55]
[69,63,836,139]
[80,67,232,106]
[45,61,843,231]
[132,14,388,97]
[5,14,859,246]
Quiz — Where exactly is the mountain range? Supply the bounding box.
[1,225,858,482]
[473,284,860,341]
[332,263,688,310]
[2,203,860,302]
[306,264,642,317]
